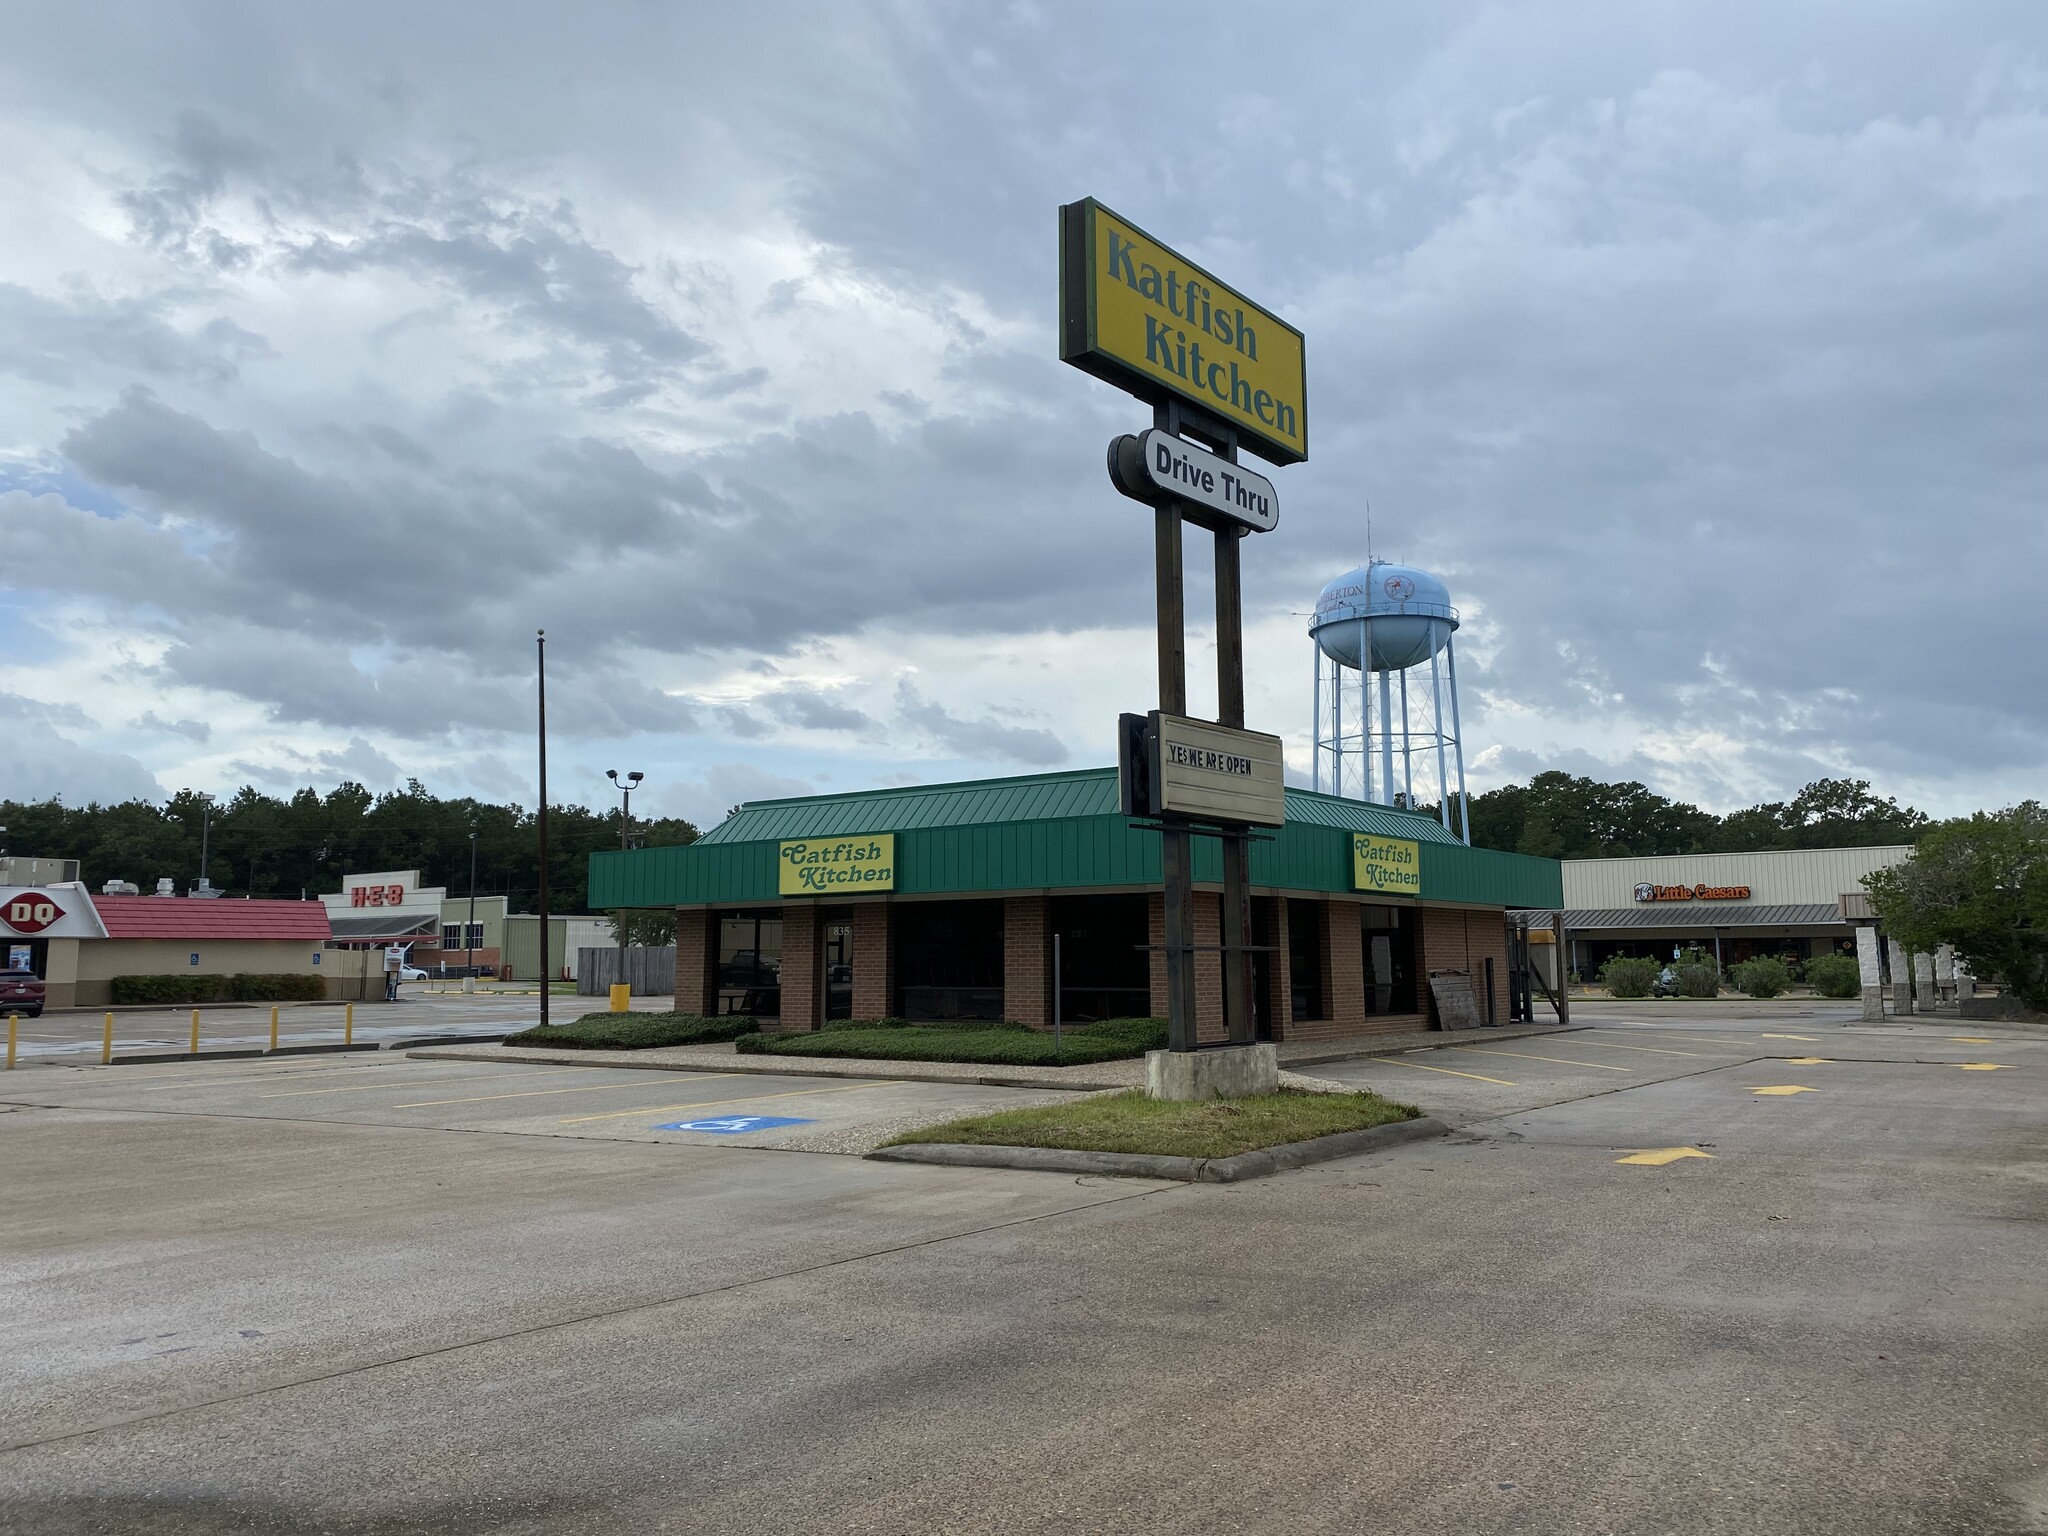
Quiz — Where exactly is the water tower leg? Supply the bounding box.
[1332,636,1344,798]
[1400,667,1414,809]
[1428,623,1453,832]
[1311,644,1323,793]
[1358,617,1371,802]
[1446,634,1471,844]
[1378,667,1394,808]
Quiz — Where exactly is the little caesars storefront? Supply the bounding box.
[589,768,1561,1042]
[1556,845,1913,978]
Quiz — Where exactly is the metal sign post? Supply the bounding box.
[1062,195,1303,1060]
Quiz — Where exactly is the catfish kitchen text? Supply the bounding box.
[782,839,893,893]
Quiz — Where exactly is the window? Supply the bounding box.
[1049,894,1150,1023]
[441,923,484,950]
[716,913,783,1018]
[895,901,1003,1020]
[823,911,853,1021]
[1360,905,1418,1015]
[1287,899,1325,1021]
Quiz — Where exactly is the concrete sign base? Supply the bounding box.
[1146,1042,1279,1101]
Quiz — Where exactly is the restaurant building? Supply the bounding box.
[1,882,339,1009]
[589,767,1562,1041]
[1551,845,1913,980]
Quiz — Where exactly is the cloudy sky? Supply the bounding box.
[1,1,2042,828]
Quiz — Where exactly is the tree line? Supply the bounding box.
[0,780,699,915]
[1447,774,1930,859]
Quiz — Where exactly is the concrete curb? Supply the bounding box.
[407,1044,1133,1090]
[868,1114,1449,1183]
[386,1033,514,1050]
[107,1042,382,1066]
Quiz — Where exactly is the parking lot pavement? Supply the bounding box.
[2,1004,2043,1533]
[2,991,560,1064]
[0,1051,1076,1153]
[1314,1011,2048,1126]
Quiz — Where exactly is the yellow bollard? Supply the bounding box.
[190,1009,200,1056]
[102,1011,114,1065]
[608,982,631,1014]
[344,1002,353,1047]
[269,1005,280,1053]
[6,1012,16,1070]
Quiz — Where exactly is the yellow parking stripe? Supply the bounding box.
[394,1072,746,1109]
[1576,1034,1714,1057]
[260,1068,595,1099]
[561,1080,901,1125]
[1451,1047,1630,1073]
[1373,1057,1515,1086]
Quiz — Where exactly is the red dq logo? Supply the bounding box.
[3,891,66,934]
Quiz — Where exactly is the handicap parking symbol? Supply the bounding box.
[656,1115,814,1134]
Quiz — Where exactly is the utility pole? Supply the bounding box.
[197,794,214,896]
[605,769,644,996]
[466,825,478,991]
[536,630,550,1029]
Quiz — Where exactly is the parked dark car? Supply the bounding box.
[1,967,45,1017]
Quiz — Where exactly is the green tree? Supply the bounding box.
[1864,803,2048,1011]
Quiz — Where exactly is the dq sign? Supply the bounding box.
[2,890,67,934]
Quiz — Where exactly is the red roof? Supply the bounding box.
[91,895,333,941]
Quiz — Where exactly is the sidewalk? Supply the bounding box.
[410,1022,1581,1092]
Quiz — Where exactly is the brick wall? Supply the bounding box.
[1420,906,1508,1026]
[673,910,716,1015]
[781,905,820,1031]
[1004,896,1049,1027]
[851,903,892,1019]
[1262,895,1292,1042]
[1193,890,1225,1042]
[1148,892,1168,1018]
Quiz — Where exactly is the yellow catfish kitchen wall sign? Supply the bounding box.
[1059,198,1307,466]
[778,835,895,896]
[1353,834,1422,895]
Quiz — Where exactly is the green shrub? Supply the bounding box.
[1674,963,1721,998]
[108,973,327,1005]
[1600,956,1659,999]
[1729,956,1791,998]
[1804,953,1861,999]
[737,1016,1167,1066]
[503,1012,758,1050]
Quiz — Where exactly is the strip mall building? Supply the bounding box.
[590,768,1561,1041]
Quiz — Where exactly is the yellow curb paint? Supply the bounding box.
[1957,1063,2013,1071]
[1950,1037,1992,1044]
[1786,1057,1831,1065]
[1760,1034,1817,1041]
[1616,1147,1715,1166]
[1375,1057,1516,1086]
[1750,1085,1818,1096]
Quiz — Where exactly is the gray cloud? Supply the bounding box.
[0,2,2041,817]
[894,680,1066,767]
[136,712,211,742]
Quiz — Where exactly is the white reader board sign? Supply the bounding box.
[1108,429,1279,533]
[1153,714,1286,826]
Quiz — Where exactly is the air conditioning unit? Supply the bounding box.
[102,879,141,896]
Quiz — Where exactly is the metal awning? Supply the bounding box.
[1537,903,1846,933]
[326,913,438,941]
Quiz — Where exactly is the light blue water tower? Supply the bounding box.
[1309,560,1471,843]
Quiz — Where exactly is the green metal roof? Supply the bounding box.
[591,767,1560,911]
[697,767,1464,846]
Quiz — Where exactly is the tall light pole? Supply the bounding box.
[467,824,478,985]
[606,769,644,995]
[536,630,550,1029]
[196,793,214,896]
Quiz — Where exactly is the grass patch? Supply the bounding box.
[737,1017,1166,1066]
[886,1087,1420,1160]
[502,1012,757,1050]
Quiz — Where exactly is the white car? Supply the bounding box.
[398,963,427,982]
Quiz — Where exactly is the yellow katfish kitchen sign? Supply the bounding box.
[1353,834,1421,895]
[779,835,895,896]
[1060,197,1307,466]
